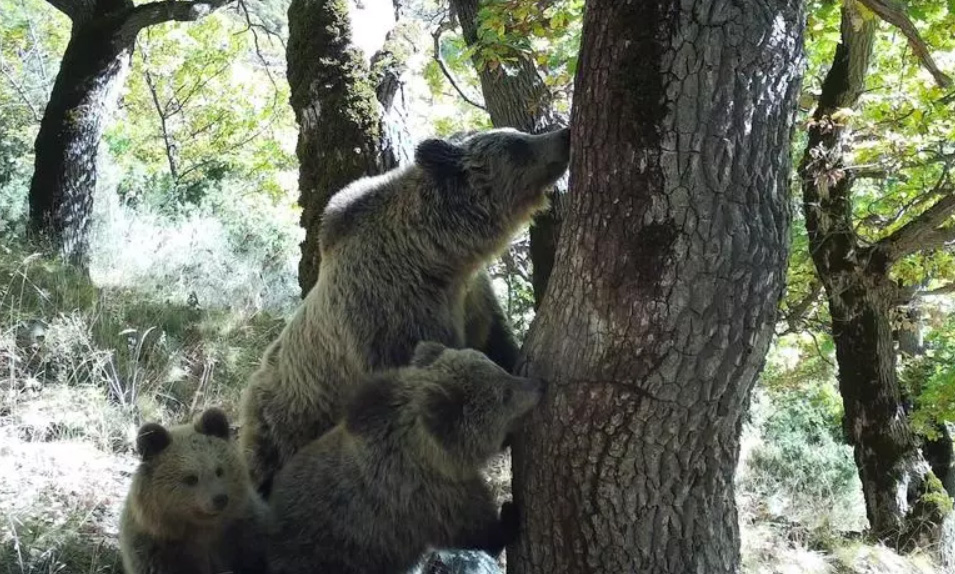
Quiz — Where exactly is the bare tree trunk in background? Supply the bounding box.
[29,15,131,270]
[288,0,405,296]
[509,1,805,572]
[450,0,562,305]
[799,4,954,558]
[28,0,228,269]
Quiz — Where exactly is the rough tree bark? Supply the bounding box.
[288,0,404,296]
[449,0,562,305]
[799,3,955,555]
[509,1,805,573]
[28,0,230,269]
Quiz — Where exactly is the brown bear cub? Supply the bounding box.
[267,342,545,574]
[120,408,270,574]
[240,126,570,497]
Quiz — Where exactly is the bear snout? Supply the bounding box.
[557,126,570,144]
[549,126,570,152]
[539,128,570,178]
[212,493,229,511]
[513,376,547,405]
[524,377,547,396]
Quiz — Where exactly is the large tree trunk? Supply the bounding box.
[28,10,133,268]
[798,4,952,554]
[287,0,402,296]
[28,0,232,269]
[509,1,804,573]
[450,0,562,305]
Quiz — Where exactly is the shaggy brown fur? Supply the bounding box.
[240,127,570,496]
[120,409,269,574]
[267,342,544,574]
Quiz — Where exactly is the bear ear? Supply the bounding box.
[412,341,446,367]
[195,408,231,440]
[136,423,171,460]
[415,139,465,179]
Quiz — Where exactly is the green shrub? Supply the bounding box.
[751,387,858,501]
[0,103,34,237]
[900,315,955,439]
[739,385,867,544]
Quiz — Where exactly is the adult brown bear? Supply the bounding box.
[240,127,570,496]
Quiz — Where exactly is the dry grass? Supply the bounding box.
[0,424,131,574]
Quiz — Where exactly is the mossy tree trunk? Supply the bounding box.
[509,1,805,572]
[799,2,955,557]
[449,0,562,306]
[288,0,405,296]
[29,0,230,270]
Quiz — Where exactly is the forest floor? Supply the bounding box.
[0,243,944,574]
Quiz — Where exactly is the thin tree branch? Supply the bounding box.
[847,164,889,179]
[778,281,824,335]
[21,4,52,86]
[500,245,531,284]
[137,33,181,181]
[234,0,285,92]
[848,150,955,181]
[120,0,233,38]
[431,23,486,111]
[186,110,229,140]
[919,226,955,249]
[878,187,955,261]
[0,63,41,122]
[229,0,286,139]
[807,327,836,368]
[176,113,278,182]
[918,282,955,297]
[857,162,952,235]
[856,0,953,88]
[143,68,179,181]
[170,62,231,114]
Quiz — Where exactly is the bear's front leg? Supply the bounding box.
[450,497,520,558]
[463,270,520,373]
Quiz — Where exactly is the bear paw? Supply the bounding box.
[499,501,520,546]
[501,433,513,450]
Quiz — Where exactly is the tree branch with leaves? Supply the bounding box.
[878,187,955,262]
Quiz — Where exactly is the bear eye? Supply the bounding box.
[503,388,514,403]
[183,474,199,486]
[215,467,223,477]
